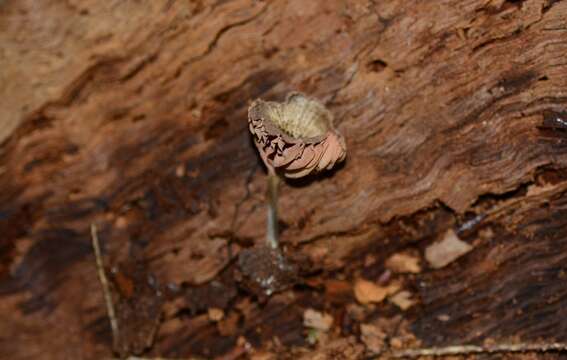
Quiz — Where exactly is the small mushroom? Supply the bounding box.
[248,92,347,179]
[248,92,347,249]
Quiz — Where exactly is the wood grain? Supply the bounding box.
[2,0,567,358]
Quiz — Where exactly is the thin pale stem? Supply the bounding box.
[266,173,280,249]
[91,224,120,350]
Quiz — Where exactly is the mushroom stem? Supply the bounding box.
[266,173,280,249]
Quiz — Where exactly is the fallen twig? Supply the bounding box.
[390,342,567,358]
[91,223,120,350]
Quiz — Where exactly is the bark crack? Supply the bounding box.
[170,3,270,80]
[201,5,269,61]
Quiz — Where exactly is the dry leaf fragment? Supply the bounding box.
[360,323,387,354]
[389,290,416,310]
[425,229,473,268]
[303,308,334,332]
[385,252,422,274]
[354,278,401,304]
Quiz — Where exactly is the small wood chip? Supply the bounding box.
[208,307,225,322]
[175,164,186,177]
[325,279,352,303]
[385,252,421,274]
[425,229,473,269]
[303,308,334,331]
[218,311,239,336]
[354,279,400,304]
[250,351,277,360]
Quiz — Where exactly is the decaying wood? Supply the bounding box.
[2,0,567,359]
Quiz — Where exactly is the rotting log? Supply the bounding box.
[2,0,567,359]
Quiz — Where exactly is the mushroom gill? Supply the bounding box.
[248,92,346,179]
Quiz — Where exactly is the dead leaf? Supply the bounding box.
[354,279,400,304]
[425,229,473,268]
[389,290,416,310]
[385,252,421,274]
[360,323,386,354]
[389,337,403,349]
[303,308,334,332]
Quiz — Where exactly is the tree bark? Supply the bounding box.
[2,0,567,359]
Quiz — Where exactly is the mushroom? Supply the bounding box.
[248,92,347,249]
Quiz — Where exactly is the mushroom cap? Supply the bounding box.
[248,92,346,178]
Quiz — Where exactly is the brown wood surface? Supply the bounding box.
[2,0,567,359]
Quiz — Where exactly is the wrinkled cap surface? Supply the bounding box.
[248,92,346,178]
